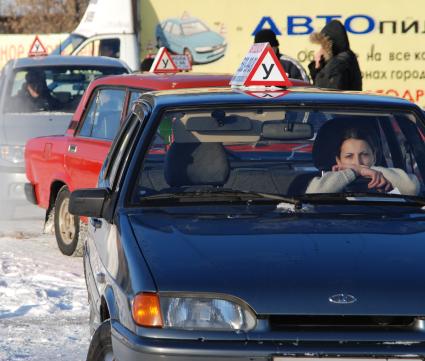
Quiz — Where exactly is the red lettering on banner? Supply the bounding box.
[385,89,399,97]
[9,45,17,59]
[0,46,7,60]
[402,90,414,102]
[0,44,27,62]
[369,88,425,105]
[17,45,24,58]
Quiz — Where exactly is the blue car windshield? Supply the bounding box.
[131,107,425,204]
[181,21,209,35]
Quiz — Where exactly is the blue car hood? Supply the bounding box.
[129,208,425,316]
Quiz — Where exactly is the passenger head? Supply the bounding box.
[336,128,377,167]
[140,57,155,71]
[254,29,280,56]
[99,40,119,58]
[25,70,47,97]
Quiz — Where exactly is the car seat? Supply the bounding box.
[164,142,230,187]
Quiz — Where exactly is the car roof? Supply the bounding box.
[71,73,233,122]
[85,72,233,90]
[9,55,129,69]
[166,17,201,25]
[85,74,306,93]
[140,87,418,110]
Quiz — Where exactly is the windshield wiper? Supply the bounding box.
[300,192,425,207]
[139,188,302,207]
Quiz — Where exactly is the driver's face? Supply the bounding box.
[336,138,375,167]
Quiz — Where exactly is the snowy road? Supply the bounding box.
[0,207,90,361]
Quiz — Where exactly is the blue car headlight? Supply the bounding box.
[160,296,256,331]
[195,46,214,53]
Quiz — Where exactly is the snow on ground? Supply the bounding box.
[0,205,90,361]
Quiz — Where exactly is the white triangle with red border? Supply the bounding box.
[28,35,48,57]
[230,43,292,87]
[150,47,178,73]
[245,45,292,86]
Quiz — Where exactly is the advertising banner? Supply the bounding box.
[140,0,425,107]
[0,34,67,69]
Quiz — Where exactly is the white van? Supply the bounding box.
[51,0,140,71]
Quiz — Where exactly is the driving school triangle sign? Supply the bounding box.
[230,43,293,87]
[150,47,178,73]
[28,35,48,57]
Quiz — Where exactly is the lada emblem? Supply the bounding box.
[329,293,357,304]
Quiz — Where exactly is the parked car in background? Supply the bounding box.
[70,87,425,360]
[0,55,129,217]
[156,16,227,64]
[25,72,232,256]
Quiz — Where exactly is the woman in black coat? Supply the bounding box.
[308,20,362,91]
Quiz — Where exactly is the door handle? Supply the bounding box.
[90,218,102,229]
[68,144,77,153]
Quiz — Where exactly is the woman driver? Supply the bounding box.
[306,127,420,195]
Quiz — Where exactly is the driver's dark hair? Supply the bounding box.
[336,127,378,160]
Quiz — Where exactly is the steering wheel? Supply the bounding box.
[344,177,381,194]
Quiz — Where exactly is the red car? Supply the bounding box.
[25,72,232,256]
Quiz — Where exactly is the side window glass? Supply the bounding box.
[106,115,139,187]
[76,40,95,56]
[126,91,142,114]
[98,39,120,58]
[393,117,422,181]
[164,21,172,33]
[79,91,99,137]
[91,89,126,140]
[171,24,181,36]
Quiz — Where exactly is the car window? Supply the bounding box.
[164,21,173,33]
[105,113,142,188]
[51,34,86,55]
[5,66,127,114]
[126,91,143,114]
[181,21,209,35]
[98,39,120,58]
[76,40,96,56]
[170,24,182,36]
[79,92,99,137]
[79,88,126,140]
[129,108,425,204]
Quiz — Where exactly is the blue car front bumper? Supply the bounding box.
[111,321,425,361]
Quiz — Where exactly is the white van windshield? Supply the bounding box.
[51,34,87,56]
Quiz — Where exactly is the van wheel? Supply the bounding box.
[54,186,82,256]
[86,320,114,361]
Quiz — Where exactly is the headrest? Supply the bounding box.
[313,117,382,171]
[165,142,230,187]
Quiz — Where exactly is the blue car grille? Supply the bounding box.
[269,316,416,329]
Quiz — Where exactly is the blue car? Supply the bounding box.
[71,87,425,361]
[155,17,227,64]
